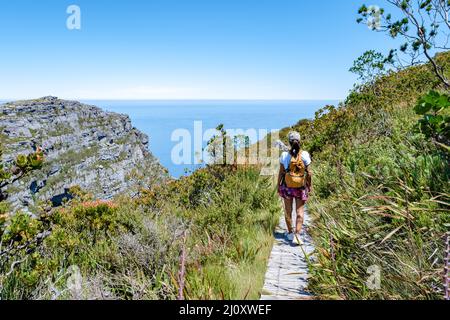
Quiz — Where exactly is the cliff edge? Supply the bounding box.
[0,96,168,211]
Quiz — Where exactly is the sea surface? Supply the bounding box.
[0,99,338,178]
[84,100,338,177]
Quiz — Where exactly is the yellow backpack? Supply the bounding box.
[285,152,306,188]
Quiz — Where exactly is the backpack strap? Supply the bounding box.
[285,153,292,173]
[286,151,304,173]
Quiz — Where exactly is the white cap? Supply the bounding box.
[288,131,301,142]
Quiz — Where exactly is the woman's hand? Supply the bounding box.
[305,165,313,194]
[277,184,283,197]
[277,165,285,191]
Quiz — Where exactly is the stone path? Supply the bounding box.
[260,206,315,300]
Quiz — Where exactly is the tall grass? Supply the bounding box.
[172,166,280,300]
[277,52,450,299]
[0,165,279,300]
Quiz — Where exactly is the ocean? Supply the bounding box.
[83,100,338,177]
[0,99,338,177]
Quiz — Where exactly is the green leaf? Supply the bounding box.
[414,101,432,115]
[15,154,28,170]
[435,95,450,111]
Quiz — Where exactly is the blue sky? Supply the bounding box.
[0,0,395,100]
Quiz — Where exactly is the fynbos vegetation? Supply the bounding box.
[1,1,449,301]
[278,50,450,299]
[0,159,279,299]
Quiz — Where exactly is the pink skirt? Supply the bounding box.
[278,185,309,201]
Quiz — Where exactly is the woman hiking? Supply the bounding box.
[277,131,312,246]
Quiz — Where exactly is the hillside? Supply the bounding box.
[276,51,450,299]
[0,53,448,300]
[0,97,167,211]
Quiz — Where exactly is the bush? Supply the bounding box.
[0,163,279,300]
[414,90,450,146]
[276,52,450,299]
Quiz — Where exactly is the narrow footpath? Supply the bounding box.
[260,207,315,300]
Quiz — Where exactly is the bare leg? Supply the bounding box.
[283,198,294,233]
[295,199,305,234]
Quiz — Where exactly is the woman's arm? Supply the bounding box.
[305,164,313,190]
[277,165,285,186]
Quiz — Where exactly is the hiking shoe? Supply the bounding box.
[293,234,303,246]
[285,232,294,242]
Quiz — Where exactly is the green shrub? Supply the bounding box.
[0,163,279,300]
[276,52,450,300]
[414,90,450,146]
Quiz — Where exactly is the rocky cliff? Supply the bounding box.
[0,96,168,211]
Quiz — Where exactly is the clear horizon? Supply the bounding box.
[1,98,342,102]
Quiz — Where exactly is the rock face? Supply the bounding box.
[0,96,168,211]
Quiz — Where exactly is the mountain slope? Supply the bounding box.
[276,52,450,299]
[0,97,167,211]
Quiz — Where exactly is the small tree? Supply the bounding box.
[350,50,389,84]
[0,143,44,240]
[0,146,44,202]
[206,124,232,166]
[414,90,450,147]
[0,145,44,292]
[357,0,450,88]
